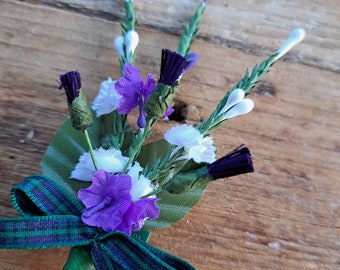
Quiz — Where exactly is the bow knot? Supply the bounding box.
[0,175,195,270]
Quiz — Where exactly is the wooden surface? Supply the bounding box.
[0,0,339,269]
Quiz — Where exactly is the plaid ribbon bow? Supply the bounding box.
[0,175,195,270]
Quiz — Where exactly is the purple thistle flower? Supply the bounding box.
[78,170,160,234]
[59,70,93,131]
[159,49,187,86]
[59,71,81,104]
[207,146,254,179]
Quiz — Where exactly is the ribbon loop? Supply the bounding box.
[11,175,84,217]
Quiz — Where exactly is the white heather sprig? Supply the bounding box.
[217,88,254,120]
[198,28,305,135]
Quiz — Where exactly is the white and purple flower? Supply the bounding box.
[78,169,159,235]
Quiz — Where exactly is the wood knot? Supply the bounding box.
[168,100,188,122]
[256,83,276,97]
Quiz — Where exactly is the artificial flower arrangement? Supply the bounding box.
[0,0,305,269]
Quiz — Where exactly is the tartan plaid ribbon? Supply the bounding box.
[0,175,195,270]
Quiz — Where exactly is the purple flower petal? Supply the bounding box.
[183,53,198,73]
[78,170,132,232]
[163,107,174,118]
[78,169,160,234]
[121,64,144,87]
[142,74,156,100]
[115,198,160,234]
[115,63,156,115]
[132,198,160,230]
[115,64,143,114]
[117,94,139,114]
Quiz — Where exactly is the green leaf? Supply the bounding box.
[137,139,206,230]
[41,114,206,230]
[63,246,95,270]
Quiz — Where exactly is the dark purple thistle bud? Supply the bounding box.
[159,49,187,86]
[59,71,81,104]
[207,146,254,179]
[164,146,253,194]
[59,70,93,131]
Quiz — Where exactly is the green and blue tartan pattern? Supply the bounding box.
[0,175,196,270]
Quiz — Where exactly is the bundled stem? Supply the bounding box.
[122,119,154,173]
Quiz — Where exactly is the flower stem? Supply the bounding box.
[123,0,136,31]
[84,129,98,171]
[119,0,137,73]
[123,119,153,173]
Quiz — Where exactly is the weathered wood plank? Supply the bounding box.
[0,0,339,269]
[21,0,340,72]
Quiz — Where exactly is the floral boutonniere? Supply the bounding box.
[0,0,305,269]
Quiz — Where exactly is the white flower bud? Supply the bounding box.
[125,30,139,59]
[222,99,254,120]
[218,88,245,116]
[114,36,124,57]
[274,28,306,61]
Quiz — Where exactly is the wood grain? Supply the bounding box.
[0,0,339,269]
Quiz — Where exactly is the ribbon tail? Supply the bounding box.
[93,231,196,270]
[0,215,94,249]
[91,241,128,270]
